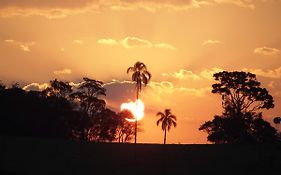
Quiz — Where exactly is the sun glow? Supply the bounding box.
[120,99,145,122]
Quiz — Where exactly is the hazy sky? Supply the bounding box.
[1,0,281,143]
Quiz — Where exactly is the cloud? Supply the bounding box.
[72,40,84,44]
[97,38,119,46]
[97,36,176,50]
[0,0,99,19]
[243,67,281,79]
[103,79,211,110]
[23,83,49,91]
[0,0,258,18]
[53,68,72,75]
[147,81,210,97]
[121,37,153,48]
[254,46,280,56]
[162,67,223,80]
[212,0,255,9]
[69,82,82,88]
[4,39,35,52]
[202,39,222,46]
[154,43,177,50]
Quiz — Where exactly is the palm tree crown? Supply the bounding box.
[127,61,151,99]
[157,109,177,131]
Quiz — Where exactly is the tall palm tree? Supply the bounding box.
[156,109,177,144]
[127,61,151,144]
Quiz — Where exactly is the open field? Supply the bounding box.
[1,136,281,175]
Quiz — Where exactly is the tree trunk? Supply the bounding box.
[164,129,167,144]
[135,91,139,144]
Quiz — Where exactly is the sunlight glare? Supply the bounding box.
[120,99,144,122]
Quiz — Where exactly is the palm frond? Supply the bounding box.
[156,112,165,117]
[169,115,177,121]
[172,120,177,127]
[127,67,135,74]
[144,70,152,80]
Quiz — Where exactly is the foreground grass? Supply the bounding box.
[1,136,281,175]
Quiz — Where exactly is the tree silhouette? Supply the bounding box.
[117,110,135,143]
[156,109,177,144]
[273,117,281,132]
[199,71,278,143]
[273,117,281,125]
[127,61,151,144]
[70,77,106,115]
[0,81,5,91]
[0,87,73,138]
[69,77,107,141]
[43,79,72,98]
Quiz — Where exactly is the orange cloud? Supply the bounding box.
[243,67,281,79]
[202,39,222,46]
[254,46,280,56]
[53,68,72,75]
[162,68,223,80]
[23,83,49,91]
[97,37,176,50]
[4,39,35,52]
[0,0,259,18]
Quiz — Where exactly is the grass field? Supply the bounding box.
[1,136,281,175]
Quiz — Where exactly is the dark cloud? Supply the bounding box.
[103,80,136,110]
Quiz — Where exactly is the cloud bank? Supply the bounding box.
[98,37,176,50]
[0,0,260,18]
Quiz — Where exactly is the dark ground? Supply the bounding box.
[1,136,281,175]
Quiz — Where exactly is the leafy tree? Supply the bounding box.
[70,77,106,115]
[69,77,110,142]
[43,79,72,98]
[156,109,177,144]
[199,71,278,143]
[116,110,135,143]
[127,61,151,144]
[86,108,119,142]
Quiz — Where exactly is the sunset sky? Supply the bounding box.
[1,0,281,144]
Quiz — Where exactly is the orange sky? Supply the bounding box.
[1,0,281,143]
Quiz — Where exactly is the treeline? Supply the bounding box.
[0,78,134,143]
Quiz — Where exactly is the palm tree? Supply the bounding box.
[156,109,177,144]
[127,61,151,144]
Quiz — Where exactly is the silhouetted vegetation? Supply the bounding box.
[0,78,134,143]
[116,110,135,143]
[127,61,151,144]
[199,71,279,144]
[156,109,177,144]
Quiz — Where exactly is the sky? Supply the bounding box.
[1,0,281,144]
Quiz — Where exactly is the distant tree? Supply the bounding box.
[156,109,177,144]
[199,71,278,143]
[69,77,108,141]
[70,77,106,115]
[127,61,151,144]
[0,81,5,91]
[0,87,72,138]
[86,108,119,142]
[116,110,135,143]
[43,79,72,98]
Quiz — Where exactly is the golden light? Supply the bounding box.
[120,99,145,122]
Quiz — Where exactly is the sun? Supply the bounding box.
[120,99,144,122]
